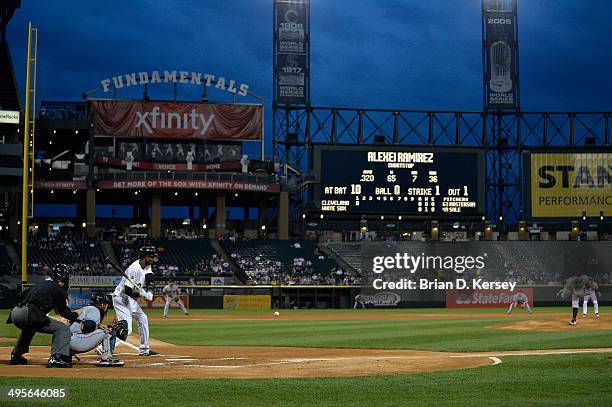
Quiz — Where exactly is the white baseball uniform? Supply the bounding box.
[507,292,532,314]
[162,282,188,317]
[582,281,599,316]
[112,260,152,354]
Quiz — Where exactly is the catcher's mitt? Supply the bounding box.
[80,319,97,334]
[110,319,129,340]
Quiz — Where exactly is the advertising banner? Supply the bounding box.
[136,294,190,309]
[117,142,242,163]
[90,100,262,140]
[484,8,518,109]
[529,153,611,217]
[69,276,123,286]
[68,294,92,309]
[35,180,87,190]
[446,288,533,308]
[97,156,244,172]
[223,295,271,310]
[97,179,280,193]
[0,110,20,124]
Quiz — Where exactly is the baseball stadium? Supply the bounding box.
[0,0,611,406]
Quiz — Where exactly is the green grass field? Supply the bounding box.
[1,307,611,406]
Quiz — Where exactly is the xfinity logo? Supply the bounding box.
[135,107,215,135]
[488,18,512,24]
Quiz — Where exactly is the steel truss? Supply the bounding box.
[273,106,610,222]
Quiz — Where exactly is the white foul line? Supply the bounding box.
[450,348,612,358]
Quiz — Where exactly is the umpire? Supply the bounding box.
[6,263,79,368]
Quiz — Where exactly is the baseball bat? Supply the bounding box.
[104,257,153,300]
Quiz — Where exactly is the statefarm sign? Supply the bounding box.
[97,179,280,193]
[446,288,533,308]
[89,100,263,140]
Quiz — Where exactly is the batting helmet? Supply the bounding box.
[138,245,157,260]
[50,263,71,283]
[90,293,111,308]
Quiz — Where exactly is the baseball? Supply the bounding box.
[274,311,280,317]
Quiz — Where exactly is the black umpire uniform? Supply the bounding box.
[7,264,79,368]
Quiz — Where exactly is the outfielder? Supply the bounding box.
[70,293,128,367]
[582,278,600,318]
[353,294,366,309]
[112,245,158,356]
[507,291,532,314]
[162,279,189,317]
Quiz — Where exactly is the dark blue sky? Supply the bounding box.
[6,1,612,124]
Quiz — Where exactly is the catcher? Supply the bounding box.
[162,279,189,318]
[70,293,128,367]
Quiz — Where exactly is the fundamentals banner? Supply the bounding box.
[529,153,611,218]
[274,0,308,104]
[90,100,262,140]
[484,7,518,109]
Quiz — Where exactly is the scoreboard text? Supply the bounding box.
[315,147,484,215]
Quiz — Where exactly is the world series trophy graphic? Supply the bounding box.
[489,40,512,93]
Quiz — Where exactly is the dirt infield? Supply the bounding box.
[487,313,612,332]
[1,312,610,379]
[1,339,611,380]
[0,339,493,379]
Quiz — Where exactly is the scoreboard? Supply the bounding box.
[314,146,485,215]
